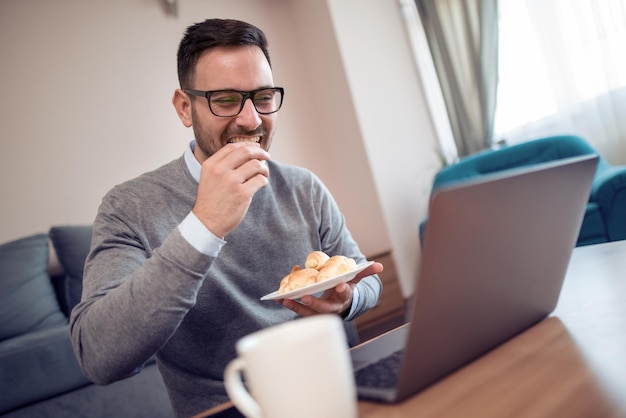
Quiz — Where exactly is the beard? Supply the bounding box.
[190,102,273,159]
[190,104,221,158]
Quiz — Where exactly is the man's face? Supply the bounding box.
[185,45,278,161]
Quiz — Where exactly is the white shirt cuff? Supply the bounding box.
[178,212,226,257]
[345,285,360,320]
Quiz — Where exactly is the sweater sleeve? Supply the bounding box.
[69,190,212,385]
[344,274,382,321]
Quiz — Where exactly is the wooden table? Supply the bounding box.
[198,240,626,418]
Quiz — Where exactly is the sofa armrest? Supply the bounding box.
[590,165,626,241]
[49,225,93,316]
[0,325,91,414]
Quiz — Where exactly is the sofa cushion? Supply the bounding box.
[49,225,93,315]
[1,361,173,418]
[0,234,67,341]
[577,203,607,246]
[0,325,91,413]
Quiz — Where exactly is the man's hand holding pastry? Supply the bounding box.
[193,142,270,238]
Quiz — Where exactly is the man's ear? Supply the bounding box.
[172,89,193,127]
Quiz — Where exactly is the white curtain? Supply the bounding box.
[494,0,626,165]
[415,0,500,157]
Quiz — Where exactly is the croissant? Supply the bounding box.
[304,251,330,269]
[278,265,299,292]
[276,252,358,294]
[278,266,319,294]
[317,255,357,282]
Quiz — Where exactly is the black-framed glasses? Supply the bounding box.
[183,87,285,117]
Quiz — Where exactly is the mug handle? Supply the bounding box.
[224,357,263,418]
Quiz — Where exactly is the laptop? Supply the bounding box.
[351,154,598,403]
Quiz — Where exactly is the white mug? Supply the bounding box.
[224,315,357,418]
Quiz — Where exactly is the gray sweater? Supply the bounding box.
[70,154,382,417]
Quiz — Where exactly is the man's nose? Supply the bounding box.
[236,98,262,128]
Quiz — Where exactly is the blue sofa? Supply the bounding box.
[0,226,174,418]
[420,135,626,247]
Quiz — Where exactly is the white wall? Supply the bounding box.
[326,0,442,295]
[0,0,441,295]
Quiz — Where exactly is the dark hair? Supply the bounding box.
[176,18,271,88]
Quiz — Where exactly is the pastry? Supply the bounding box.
[317,255,357,282]
[304,251,330,269]
[278,266,319,294]
[277,251,358,294]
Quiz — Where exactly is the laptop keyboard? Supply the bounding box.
[354,350,404,389]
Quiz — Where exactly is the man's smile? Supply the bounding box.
[228,136,261,144]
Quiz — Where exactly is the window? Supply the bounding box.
[494,0,626,154]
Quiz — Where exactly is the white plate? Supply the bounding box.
[261,261,374,301]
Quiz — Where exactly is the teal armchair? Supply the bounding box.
[420,135,626,246]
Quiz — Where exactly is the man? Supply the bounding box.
[70,18,382,417]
